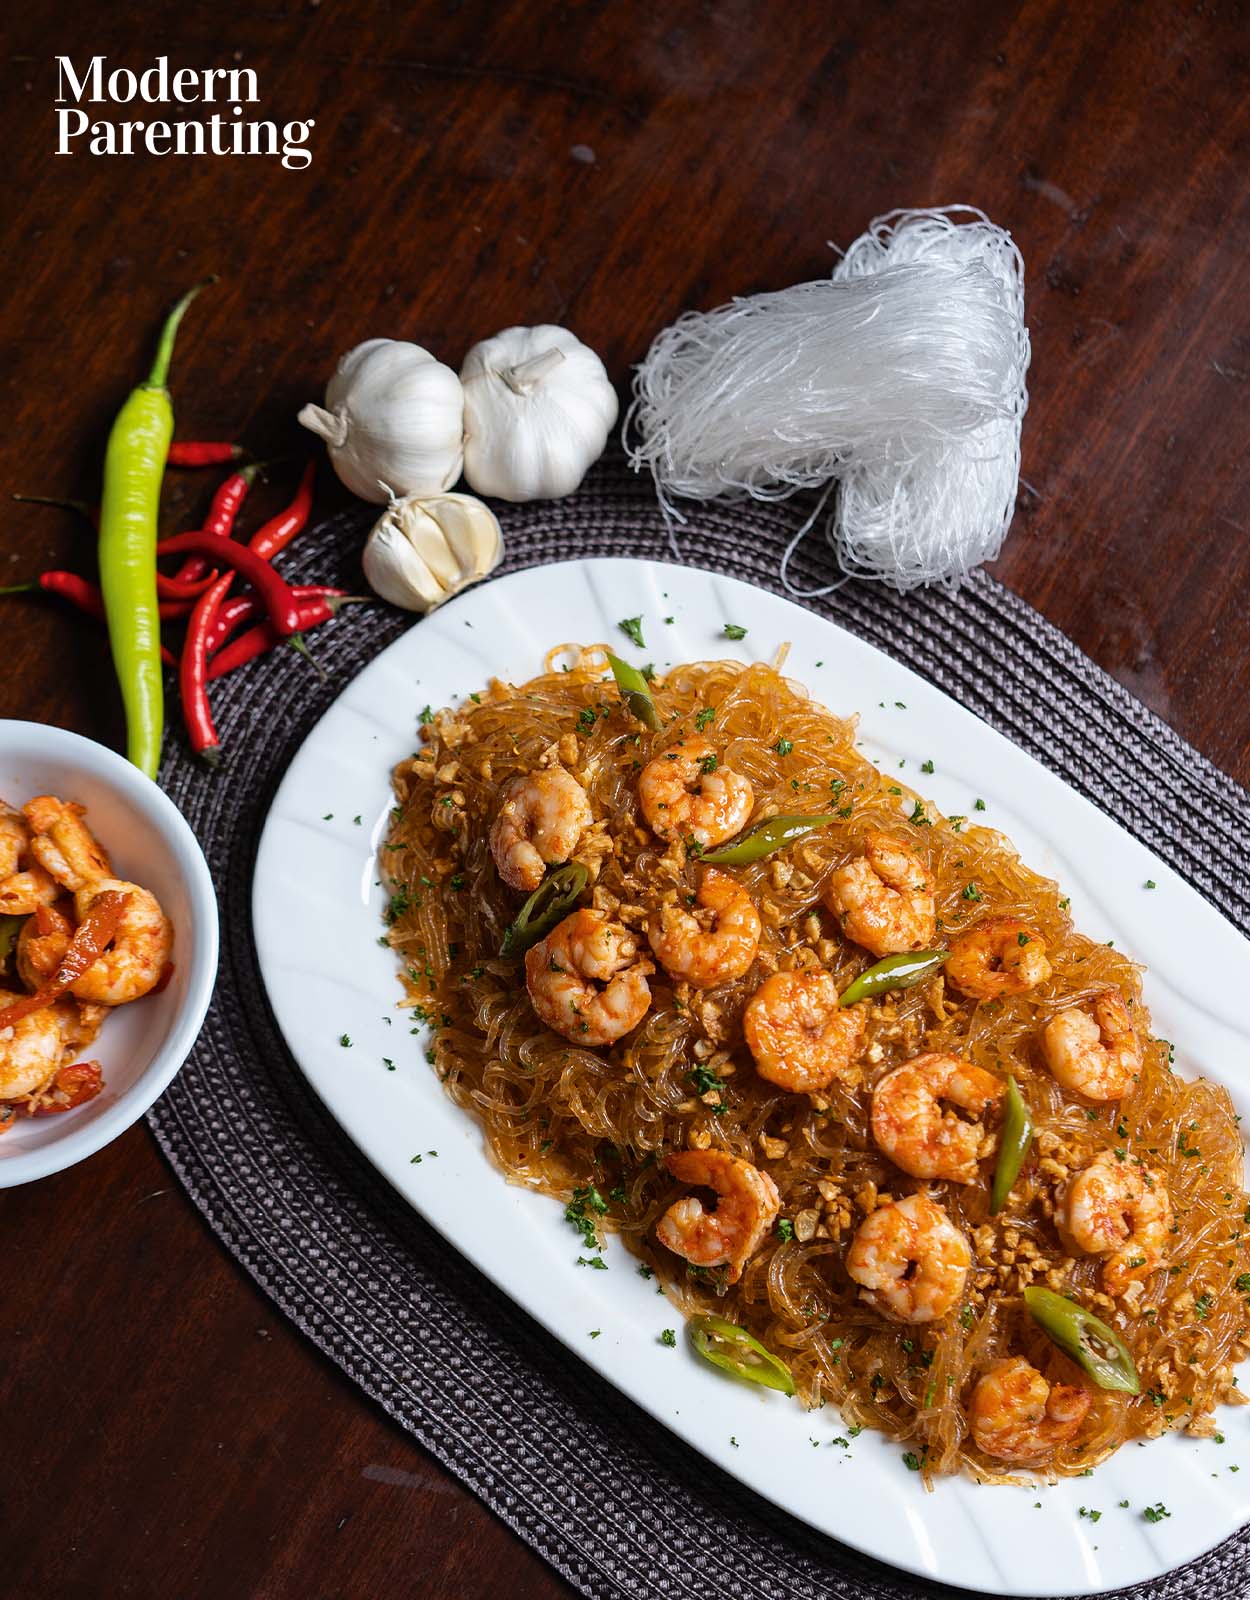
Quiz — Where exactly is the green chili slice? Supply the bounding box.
[701,814,838,866]
[500,862,589,958]
[990,1075,1033,1215]
[837,949,949,1007]
[1023,1286,1140,1394]
[0,914,23,971]
[689,1313,796,1395]
[605,651,661,732]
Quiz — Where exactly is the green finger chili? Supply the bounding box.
[99,279,213,777]
[836,949,949,1007]
[689,1313,796,1395]
[1022,1286,1140,1393]
[500,862,589,958]
[605,651,662,731]
[701,813,838,866]
[989,1075,1033,1214]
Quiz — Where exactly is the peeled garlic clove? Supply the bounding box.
[362,492,503,614]
[299,339,464,504]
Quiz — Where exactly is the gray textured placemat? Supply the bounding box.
[149,457,1250,1600]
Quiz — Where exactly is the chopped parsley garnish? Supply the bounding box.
[973,797,986,811]
[689,1063,723,1095]
[577,1255,608,1270]
[1078,1507,1101,1523]
[774,737,794,756]
[722,623,748,641]
[700,753,719,775]
[1143,1502,1171,1523]
[338,1034,352,1048]
[322,812,333,821]
[577,707,598,733]
[565,1184,609,1250]
[659,1328,677,1347]
[382,1057,395,1071]
[1195,1292,1214,1320]
[962,882,982,902]
[909,800,931,826]
[777,1218,795,1242]
[637,1264,654,1280]
[921,759,935,774]
[418,705,434,724]
[902,1451,922,1472]
[1145,879,1157,889]
[694,706,716,730]
[618,616,646,648]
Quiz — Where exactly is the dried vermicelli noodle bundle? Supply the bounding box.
[626,205,1031,592]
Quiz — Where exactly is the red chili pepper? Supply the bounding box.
[0,892,129,1029]
[31,1060,104,1116]
[167,441,244,467]
[155,533,303,635]
[173,461,262,583]
[156,569,220,601]
[249,459,316,561]
[2,574,178,663]
[204,584,347,656]
[180,572,233,763]
[207,595,353,680]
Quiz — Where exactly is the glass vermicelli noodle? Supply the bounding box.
[380,647,1250,1483]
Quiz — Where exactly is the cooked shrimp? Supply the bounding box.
[0,1003,63,1099]
[489,769,592,892]
[871,1052,1005,1183]
[1041,992,1140,1100]
[69,880,172,1005]
[23,795,112,893]
[647,867,761,989]
[16,903,73,990]
[845,1192,970,1323]
[946,917,1051,1000]
[0,803,59,915]
[655,1148,780,1284]
[743,969,865,1093]
[638,740,753,850]
[969,1358,1091,1463]
[0,805,26,877]
[822,831,936,956]
[525,908,652,1044]
[1061,1150,1171,1295]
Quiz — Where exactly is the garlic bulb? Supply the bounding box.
[299,339,464,504]
[460,325,618,501]
[362,492,503,613]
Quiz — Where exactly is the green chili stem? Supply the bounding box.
[146,277,216,390]
[989,1075,1033,1214]
[837,949,948,1007]
[0,582,37,596]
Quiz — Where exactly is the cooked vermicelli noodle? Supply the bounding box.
[380,650,1250,1481]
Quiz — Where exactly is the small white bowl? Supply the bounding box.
[0,722,218,1186]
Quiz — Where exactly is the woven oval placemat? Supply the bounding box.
[150,457,1250,1600]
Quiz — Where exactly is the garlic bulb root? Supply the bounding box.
[460,325,618,502]
[299,338,464,504]
[362,491,503,614]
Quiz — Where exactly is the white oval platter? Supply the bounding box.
[253,558,1250,1595]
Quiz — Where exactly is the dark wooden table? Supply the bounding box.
[3,3,1248,1595]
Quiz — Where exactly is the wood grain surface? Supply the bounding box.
[2,2,1248,1595]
